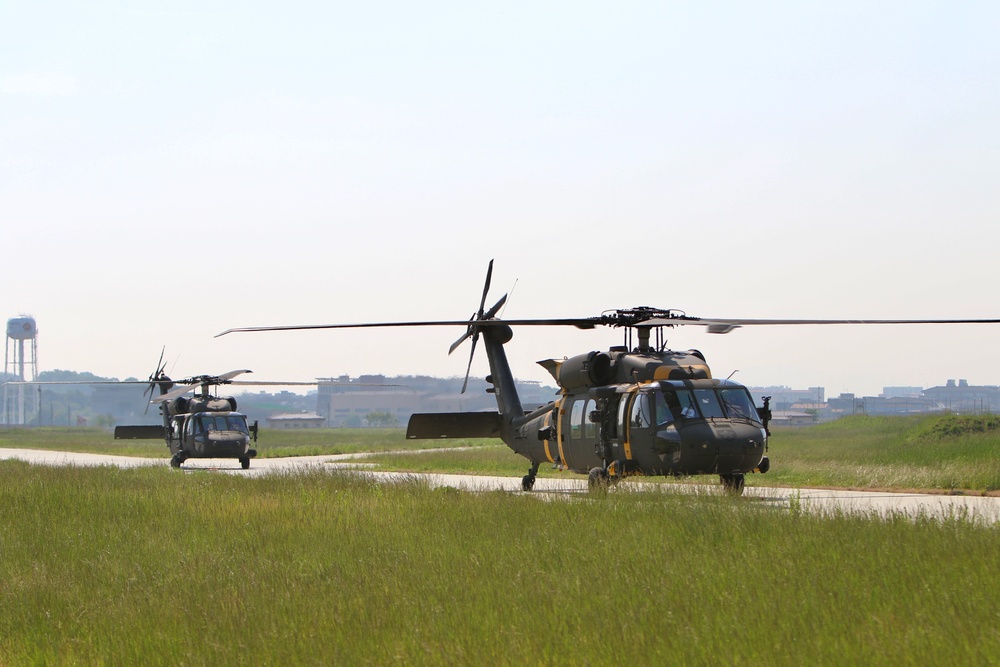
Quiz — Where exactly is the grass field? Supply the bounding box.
[1,461,998,665]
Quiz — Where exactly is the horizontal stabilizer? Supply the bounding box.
[114,425,166,440]
[406,412,502,439]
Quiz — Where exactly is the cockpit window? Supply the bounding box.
[653,385,761,423]
[654,390,683,425]
[676,390,699,419]
[719,388,759,421]
[196,415,247,433]
[693,389,725,418]
[226,416,249,433]
[630,392,652,429]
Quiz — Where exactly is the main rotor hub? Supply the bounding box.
[602,307,686,328]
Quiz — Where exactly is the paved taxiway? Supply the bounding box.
[3,448,999,523]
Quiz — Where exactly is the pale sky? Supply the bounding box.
[2,1,998,398]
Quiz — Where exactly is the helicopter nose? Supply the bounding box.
[677,420,765,474]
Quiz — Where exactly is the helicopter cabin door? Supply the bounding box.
[560,396,604,473]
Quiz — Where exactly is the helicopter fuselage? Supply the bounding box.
[166,410,254,459]
[509,378,768,477]
[162,395,258,468]
[115,389,259,469]
[407,322,770,492]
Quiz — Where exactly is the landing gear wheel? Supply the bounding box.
[169,454,182,469]
[720,473,745,496]
[521,462,539,492]
[588,467,610,492]
[239,457,251,470]
[607,459,626,486]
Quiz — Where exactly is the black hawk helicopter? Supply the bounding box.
[113,355,260,469]
[217,261,1000,494]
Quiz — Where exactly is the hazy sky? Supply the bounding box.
[2,2,999,397]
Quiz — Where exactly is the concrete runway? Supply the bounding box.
[3,448,999,523]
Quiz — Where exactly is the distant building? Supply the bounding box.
[314,375,555,427]
[748,386,825,411]
[770,410,817,426]
[881,386,923,399]
[922,379,1000,413]
[266,413,326,429]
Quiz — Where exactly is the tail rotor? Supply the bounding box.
[449,260,507,393]
[143,347,173,414]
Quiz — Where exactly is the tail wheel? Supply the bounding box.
[720,473,745,496]
[588,467,610,492]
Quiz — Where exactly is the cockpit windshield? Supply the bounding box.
[718,388,759,421]
[196,415,249,434]
[653,385,760,424]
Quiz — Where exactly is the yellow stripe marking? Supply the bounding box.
[541,412,555,463]
[556,398,567,467]
[623,391,635,460]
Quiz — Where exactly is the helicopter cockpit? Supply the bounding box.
[644,380,762,425]
[193,414,250,434]
[179,412,251,440]
[621,379,767,478]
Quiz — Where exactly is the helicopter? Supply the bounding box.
[113,356,261,469]
[217,261,1000,494]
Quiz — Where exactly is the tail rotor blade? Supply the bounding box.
[461,333,479,394]
[483,294,507,320]
[477,259,494,318]
[449,327,473,355]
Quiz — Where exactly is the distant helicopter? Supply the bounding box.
[113,353,260,469]
[217,261,1000,494]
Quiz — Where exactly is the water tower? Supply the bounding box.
[4,315,38,425]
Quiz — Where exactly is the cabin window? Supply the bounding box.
[569,400,585,439]
[617,394,630,438]
[583,399,598,439]
[606,395,620,439]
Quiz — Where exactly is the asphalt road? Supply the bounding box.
[3,448,999,523]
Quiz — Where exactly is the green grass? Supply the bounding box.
[766,414,1000,492]
[1,461,998,665]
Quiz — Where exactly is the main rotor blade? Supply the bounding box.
[646,316,1000,334]
[216,369,252,382]
[2,380,153,385]
[150,383,199,403]
[217,316,603,337]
